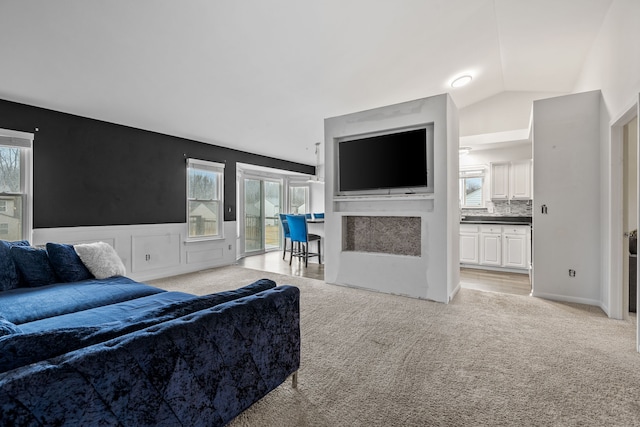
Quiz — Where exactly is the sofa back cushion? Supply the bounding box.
[46,243,94,282]
[0,240,29,291]
[10,246,58,288]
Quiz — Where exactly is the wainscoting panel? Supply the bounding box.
[186,247,224,264]
[32,222,237,282]
[131,233,182,273]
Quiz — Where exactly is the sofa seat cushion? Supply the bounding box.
[0,276,164,325]
[0,278,277,373]
[19,291,195,333]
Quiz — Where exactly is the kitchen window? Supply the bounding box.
[288,185,309,214]
[459,167,486,208]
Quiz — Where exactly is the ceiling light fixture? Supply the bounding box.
[459,146,472,156]
[451,75,472,88]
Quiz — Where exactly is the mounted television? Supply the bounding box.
[337,125,434,195]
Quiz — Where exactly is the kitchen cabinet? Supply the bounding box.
[490,160,532,200]
[460,224,480,264]
[510,160,532,199]
[490,163,510,200]
[480,225,502,266]
[502,226,529,269]
[460,223,531,272]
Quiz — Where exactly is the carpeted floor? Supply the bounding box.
[149,266,640,427]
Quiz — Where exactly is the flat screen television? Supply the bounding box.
[337,126,433,194]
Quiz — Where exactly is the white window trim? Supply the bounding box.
[186,158,225,242]
[288,181,310,215]
[0,128,33,242]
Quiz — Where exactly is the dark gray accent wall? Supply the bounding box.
[0,98,314,228]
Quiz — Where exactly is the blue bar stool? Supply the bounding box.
[286,214,321,267]
[279,213,291,260]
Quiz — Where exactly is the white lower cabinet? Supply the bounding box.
[502,226,529,269]
[460,225,480,264]
[480,226,502,266]
[460,224,531,271]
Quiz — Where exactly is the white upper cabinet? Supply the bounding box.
[490,163,510,200]
[490,160,532,200]
[510,160,532,200]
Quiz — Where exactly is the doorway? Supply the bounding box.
[609,98,640,353]
[623,116,638,317]
[243,177,282,254]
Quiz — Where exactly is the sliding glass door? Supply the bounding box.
[244,178,282,253]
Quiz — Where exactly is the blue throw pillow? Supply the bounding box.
[0,240,30,291]
[46,242,94,282]
[10,246,58,288]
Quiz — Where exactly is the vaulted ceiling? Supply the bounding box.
[0,0,614,165]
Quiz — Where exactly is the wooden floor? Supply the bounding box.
[460,267,531,296]
[238,250,324,281]
[238,252,531,296]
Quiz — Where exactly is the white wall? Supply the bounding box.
[459,91,565,137]
[324,94,459,303]
[573,0,640,122]
[309,180,325,214]
[532,90,602,306]
[571,0,640,317]
[33,222,238,283]
[459,143,532,168]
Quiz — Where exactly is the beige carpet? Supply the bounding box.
[149,266,640,427]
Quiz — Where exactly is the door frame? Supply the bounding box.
[236,163,311,258]
[239,173,283,256]
[607,97,639,345]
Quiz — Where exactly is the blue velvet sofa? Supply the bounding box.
[0,240,301,426]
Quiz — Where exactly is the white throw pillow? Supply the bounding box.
[74,242,126,279]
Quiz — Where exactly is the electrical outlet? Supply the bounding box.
[569,269,576,277]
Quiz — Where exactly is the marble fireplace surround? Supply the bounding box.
[343,216,421,256]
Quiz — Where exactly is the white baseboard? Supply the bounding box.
[33,222,238,282]
[531,291,601,308]
[449,282,461,301]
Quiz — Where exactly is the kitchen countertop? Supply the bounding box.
[460,215,532,225]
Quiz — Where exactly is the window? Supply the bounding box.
[459,168,486,208]
[0,129,32,241]
[187,159,224,240]
[289,185,309,214]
